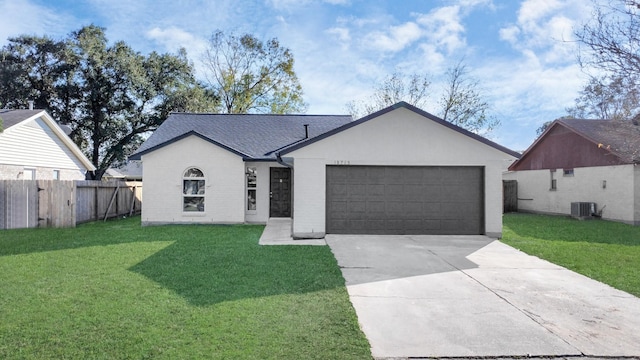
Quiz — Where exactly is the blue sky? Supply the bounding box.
[0,0,598,151]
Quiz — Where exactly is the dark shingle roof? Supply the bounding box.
[0,109,44,129]
[130,113,353,160]
[105,161,143,180]
[559,118,640,164]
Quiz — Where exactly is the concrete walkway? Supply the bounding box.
[258,218,326,245]
[326,235,640,359]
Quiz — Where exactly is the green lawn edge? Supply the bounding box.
[502,213,640,298]
[0,216,372,359]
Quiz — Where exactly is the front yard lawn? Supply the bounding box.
[0,217,371,359]
[502,213,640,297]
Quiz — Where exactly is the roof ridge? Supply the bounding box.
[169,112,351,117]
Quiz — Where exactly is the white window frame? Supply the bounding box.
[182,167,205,213]
[23,168,36,180]
[246,167,257,212]
[53,169,61,180]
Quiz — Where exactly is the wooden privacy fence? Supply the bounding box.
[76,181,142,224]
[0,180,142,230]
[503,180,518,213]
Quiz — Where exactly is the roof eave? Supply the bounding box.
[7,110,96,171]
[129,130,250,161]
[280,101,521,158]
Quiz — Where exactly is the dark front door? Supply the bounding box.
[270,168,291,217]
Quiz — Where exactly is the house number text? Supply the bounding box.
[333,160,351,165]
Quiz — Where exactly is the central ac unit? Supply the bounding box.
[571,202,597,219]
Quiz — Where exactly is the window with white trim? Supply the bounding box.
[246,167,257,211]
[23,168,35,180]
[183,167,205,212]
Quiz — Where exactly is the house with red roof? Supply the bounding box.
[504,118,640,225]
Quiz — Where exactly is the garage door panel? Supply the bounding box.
[423,170,443,185]
[386,184,404,197]
[346,201,366,215]
[326,166,484,235]
[347,167,369,184]
[328,200,347,214]
[366,184,385,197]
[366,168,385,184]
[329,183,347,197]
[441,202,477,217]
[365,220,386,231]
[366,201,385,213]
[422,185,445,202]
[403,201,423,214]
[402,184,423,199]
[423,203,442,217]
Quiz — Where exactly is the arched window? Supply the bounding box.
[183,167,205,212]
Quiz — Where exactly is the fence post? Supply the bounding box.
[103,183,120,221]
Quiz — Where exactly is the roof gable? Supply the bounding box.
[509,119,640,171]
[0,109,43,129]
[0,109,96,171]
[279,102,521,158]
[130,113,352,160]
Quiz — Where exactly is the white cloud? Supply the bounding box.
[365,22,423,52]
[416,5,466,54]
[0,0,72,45]
[499,25,520,44]
[146,27,206,52]
[499,0,594,65]
[475,51,585,149]
[518,0,563,25]
[326,26,350,41]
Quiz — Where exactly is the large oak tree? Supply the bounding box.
[0,25,216,179]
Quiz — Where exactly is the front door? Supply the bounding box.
[270,168,291,217]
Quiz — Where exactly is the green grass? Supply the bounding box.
[502,213,640,297]
[0,217,371,359]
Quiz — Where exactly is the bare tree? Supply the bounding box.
[567,75,640,119]
[439,62,499,134]
[345,72,431,119]
[576,0,640,79]
[203,30,307,114]
[346,62,499,134]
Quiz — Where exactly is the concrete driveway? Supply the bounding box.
[325,235,640,359]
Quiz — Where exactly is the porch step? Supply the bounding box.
[258,218,326,246]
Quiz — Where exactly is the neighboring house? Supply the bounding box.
[130,102,519,238]
[0,109,95,180]
[104,161,143,181]
[503,118,640,225]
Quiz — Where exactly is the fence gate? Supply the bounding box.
[503,180,518,213]
[38,180,76,228]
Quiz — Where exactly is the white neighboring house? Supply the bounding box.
[0,109,95,180]
[104,161,143,181]
[130,102,519,238]
[503,118,640,225]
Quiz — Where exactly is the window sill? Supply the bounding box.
[182,212,207,217]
